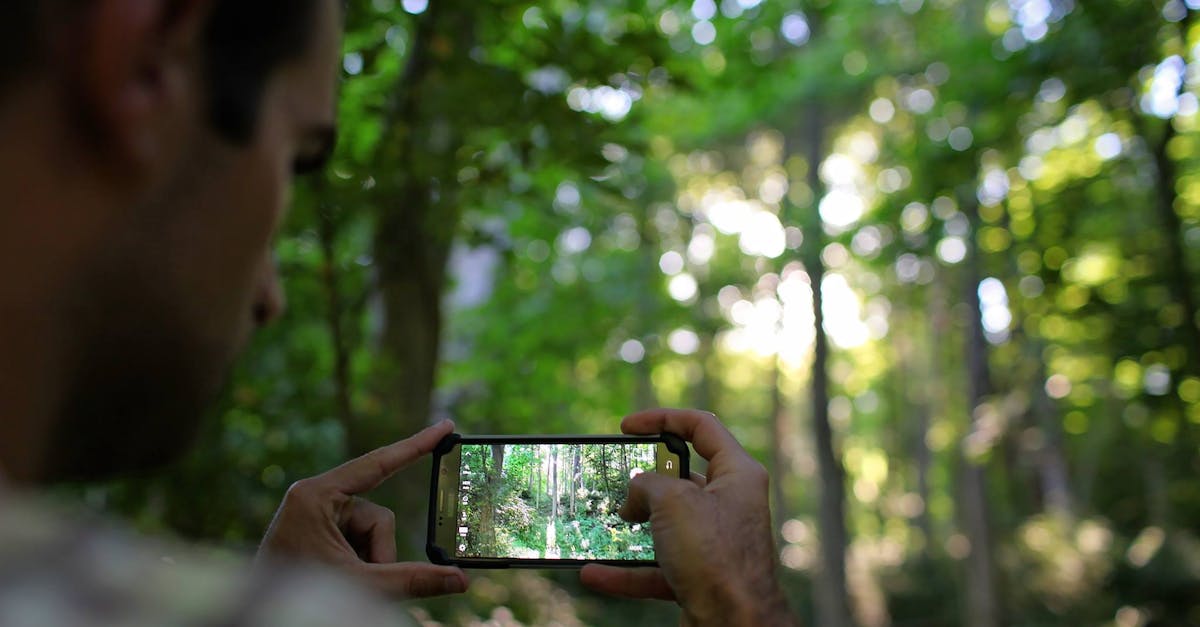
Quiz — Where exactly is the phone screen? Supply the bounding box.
[452,442,661,561]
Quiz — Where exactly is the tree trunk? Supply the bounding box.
[550,445,559,522]
[1078,394,1121,509]
[1138,79,1200,378]
[601,444,612,499]
[485,444,504,550]
[570,448,581,516]
[634,199,659,410]
[799,103,852,627]
[530,447,537,509]
[315,200,355,442]
[1145,453,1171,527]
[365,0,474,555]
[1031,356,1073,517]
[902,297,936,554]
[960,196,1002,627]
[478,449,493,552]
[491,444,505,484]
[1140,116,1199,488]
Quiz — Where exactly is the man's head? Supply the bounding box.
[0,0,342,481]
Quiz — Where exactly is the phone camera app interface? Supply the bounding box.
[455,443,656,560]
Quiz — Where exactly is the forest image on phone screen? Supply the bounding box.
[455,443,656,560]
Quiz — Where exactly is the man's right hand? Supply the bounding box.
[258,420,468,598]
[579,409,797,626]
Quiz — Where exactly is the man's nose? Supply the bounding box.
[253,257,286,327]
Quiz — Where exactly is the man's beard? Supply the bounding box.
[43,264,236,482]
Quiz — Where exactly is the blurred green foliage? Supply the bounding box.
[79,0,1200,624]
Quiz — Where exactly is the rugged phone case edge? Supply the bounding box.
[426,432,690,569]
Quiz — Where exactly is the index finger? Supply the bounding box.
[621,408,752,466]
[325,419,455,494]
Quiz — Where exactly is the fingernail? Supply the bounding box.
[444,574,465,593]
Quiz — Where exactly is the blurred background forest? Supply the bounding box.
[77,0,1200,625]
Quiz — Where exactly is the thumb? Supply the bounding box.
[580,564,675,600]
[620,471,697,523]
[359,563,468,598]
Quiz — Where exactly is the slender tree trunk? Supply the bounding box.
[487,444,505,549]
[1030,356,1073,517]
[601,444,612,499]
[798,103,852,627]
[315,200,355,440]
[960,196,1001,627]
[1078,394,1120,509]
[479,449,493,551]
[1145,453,1171,527]
[582,448,590,492]
[546,446,553,507]
[634,200,658,410]
[900,300,935,554]
[550,445,559,522]
[571,448,581,516]
[528,446,536,498]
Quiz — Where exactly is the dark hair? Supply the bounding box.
[0,0,321,145]
[0,2,40,94]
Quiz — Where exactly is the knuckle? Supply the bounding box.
[285,478,314,500]
[284,478,334,508]
[362,449,386,474]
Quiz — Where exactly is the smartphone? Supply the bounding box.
[427,433,689,568]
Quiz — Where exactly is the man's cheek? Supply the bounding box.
[225,162,287,260]
[179,182,276,336]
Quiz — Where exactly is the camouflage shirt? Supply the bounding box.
[0,493,416,626]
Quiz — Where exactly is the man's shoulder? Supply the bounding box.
[0,493,414,626]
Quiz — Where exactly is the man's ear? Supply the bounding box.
[71,0,213,177]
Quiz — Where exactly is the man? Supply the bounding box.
[0,0,797,625]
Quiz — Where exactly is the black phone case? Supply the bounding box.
[426,432,690,569]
